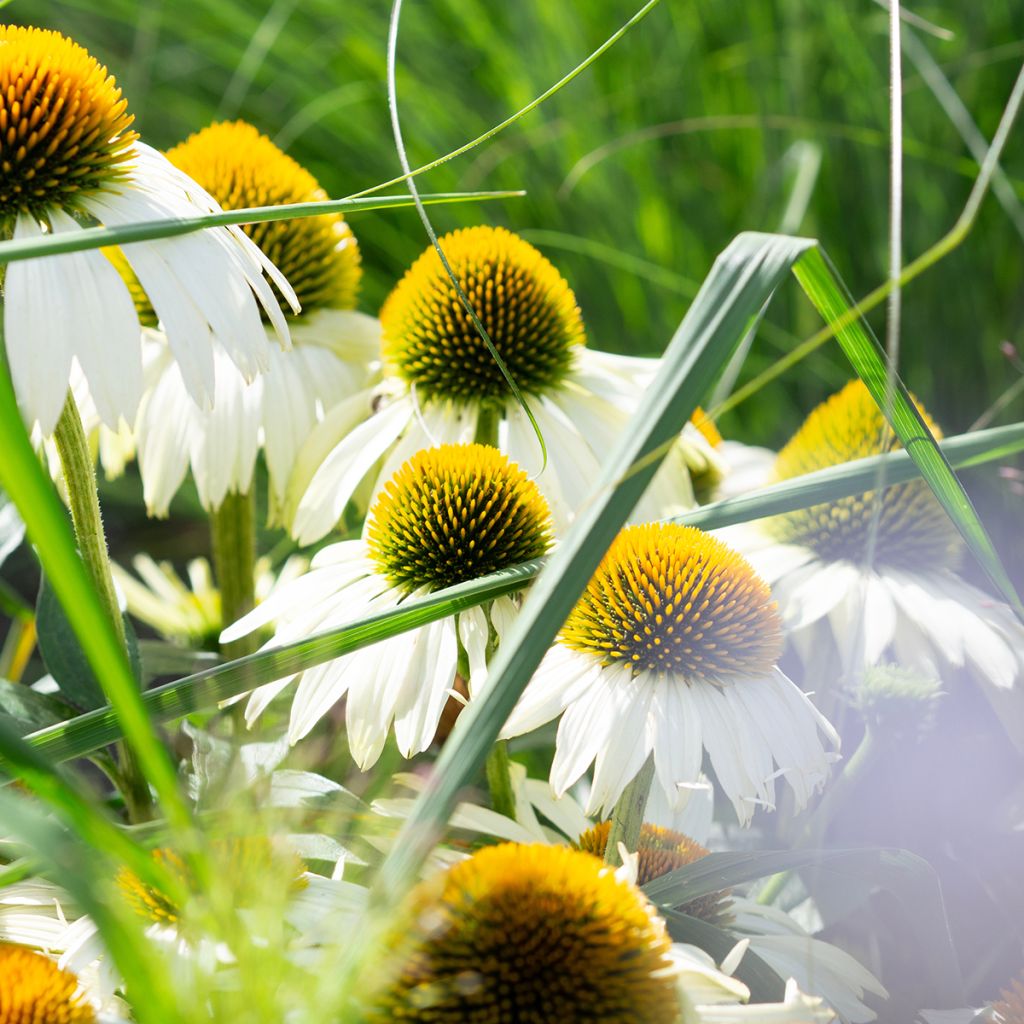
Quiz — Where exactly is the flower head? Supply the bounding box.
[578,821,732,924]
[503,523,837,823]
[165,121,360,314]
[368,843,678,1023]
[380,225,583,405]
[0,26,136,220]
[116,837,306,926]
[0,943,95,1023]
[1,27,295,436]
[562,523,783,681]
[225,444,553,761]
[770,380,962,569]
[132,122,376,514]
[366,443,552,592]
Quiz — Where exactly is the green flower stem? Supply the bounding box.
[603,755,655,867]
[52,394,154,823]
[485,739,517,819]
[757,726,876,906]
[210,491,258,662]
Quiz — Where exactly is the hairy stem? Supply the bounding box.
[53,394,154,822]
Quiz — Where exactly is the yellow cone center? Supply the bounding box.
[562,523,783,681]
[0,25,137,219]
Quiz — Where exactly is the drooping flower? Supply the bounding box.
[131,121,378,516]
[503,522,838,824]
[285,225,694,543]
[222,443,553,764]
[364,843,681,1023]
[0,28,295,435]
[724,380,1024,745]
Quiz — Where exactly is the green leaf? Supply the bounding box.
[37,573,144,711]
[661,908,786,1002]
[36,573,106,710]
[0,677,75,733]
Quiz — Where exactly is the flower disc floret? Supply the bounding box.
[578,822,731,924]
[770,380,962,568]
[379,226,584,404]
[562,523,783,681]
[0,25,138,218]
[0,943,95,1023]
[370,843,677,1023]
[366,444,552,592]
[166,121,361,313]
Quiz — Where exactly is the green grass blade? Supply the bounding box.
[28,420,1021,765]
[0,192,523,263]
[0,718,187,903]
[0,342,190,827]
[793,244,1023,617]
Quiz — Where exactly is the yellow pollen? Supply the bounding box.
[562,523,783,680]
[0,944,95,1024]
[366,444,552,593]
[380,226,584,405]
[116,836,307,926]
[995,971,1024,1024]
[770,380,963,569]
[368,843,678,1023]
[0,25,138,218]
[577,822,732,924]
[166,121,360,313]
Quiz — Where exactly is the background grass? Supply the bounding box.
[9,0,1024,1018]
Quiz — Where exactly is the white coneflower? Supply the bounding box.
[364,842,682,1023]
[0,941,123,1023]
[285,225,694,543]
[222,443,554,765]
[0,27,295,436]
[503,522,839,825]
[726,380,1024,742]
[127,121,378,516]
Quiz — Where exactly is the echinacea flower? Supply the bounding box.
[364,842,681,1023]
[725,380,1024,743]
[111,552,307,649]
[0,27,295,435]
[0,942,117,1023]
[286,225,694,543]
[503,522,839,824]
[131,121,378,516]
[222,443,553,764]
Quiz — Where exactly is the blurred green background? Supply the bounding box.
[14,1,1024,1018]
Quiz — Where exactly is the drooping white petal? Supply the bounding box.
[392,619,459,757]
[291,395,411,545]
[651,676,704,810]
